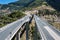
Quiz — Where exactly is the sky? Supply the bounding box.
[0,0,18,4]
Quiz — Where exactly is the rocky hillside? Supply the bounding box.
[0,0,46,11]
[0,0,35,10]
[0,0,60,13]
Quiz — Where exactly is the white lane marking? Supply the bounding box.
[37,17,47,26]
[44,26,60,40]
[37,24,47,40]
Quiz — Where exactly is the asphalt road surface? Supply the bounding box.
[34,15,60,40]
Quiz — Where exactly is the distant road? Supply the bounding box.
[0,16,30,40]
[34,15,60,40]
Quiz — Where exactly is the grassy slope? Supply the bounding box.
[0,11,25,27]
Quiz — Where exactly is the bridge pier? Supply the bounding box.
[16,31,21,40]
[25,22,29,40]
[18,31,21,40]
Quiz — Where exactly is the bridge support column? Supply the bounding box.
[18,32,21,40]
[25,22,29,40]
[34,23,38,40]
[16,31,21,40]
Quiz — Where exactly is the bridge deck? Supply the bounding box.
[0,16,30,40]
[34,15,60,40]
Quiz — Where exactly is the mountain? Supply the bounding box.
[0,0,35,11]
[0,0,46,10]
[0,0,60,11]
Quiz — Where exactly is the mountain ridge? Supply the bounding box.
[0,0,60,13]
[0,0,35,10]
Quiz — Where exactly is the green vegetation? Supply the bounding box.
[0,11,25,28]
[30,27,41,40]
[0,0,46,11]
[28,0,45,7]
[38,9,60,17]
[0,0,48,28]
[20,0,47,11]
[49,22,60,31]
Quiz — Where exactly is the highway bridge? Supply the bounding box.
[0,15,60,40]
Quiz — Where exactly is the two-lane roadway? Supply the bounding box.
[34,15,60,40]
